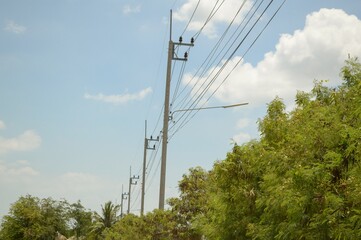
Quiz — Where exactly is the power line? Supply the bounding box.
[193,0,226,40]
[169,0,287,138]
[146,156,162,194]
[208,0,288,104]
[169,0,266,135]
[180,0,201,37]
[172,0,269,128]
[172,0,254,111]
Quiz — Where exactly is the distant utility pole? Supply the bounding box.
[120,185,128,218]
[141,120,159,216]
[127,167,139,214]
[159,10,194,210]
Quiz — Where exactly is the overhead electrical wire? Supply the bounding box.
[124,0,287,213]
[170,0,270,132]
[118,2,170,212]
[208,0,287,102]
[130,186,141,212]
[171,0,254,112]
[167,0,237,136]
[145,156,162,195]
[180,0,201,37]
[169,1,275,138]
[176,0,264,114]
[193,0,226,40]
[170,0,230,109]
[145,138,162,181]
[169,0,287,139]
[169,0,264,135]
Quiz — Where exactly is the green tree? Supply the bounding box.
[197,58,361,239]
[0,195,69,240]
[90,201,120,238]
[168,166,208,239]
[67,200,93,238]
[102,210,179,240]
[102,213,143,240]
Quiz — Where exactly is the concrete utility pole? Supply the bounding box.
[127,167,139,214]
[141,120,158,216]
[159,10,194,210]
[120,185,128,218]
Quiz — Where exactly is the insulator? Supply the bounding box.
[191,37,194,44]
[179,36,183,43]
[184,52,188,59]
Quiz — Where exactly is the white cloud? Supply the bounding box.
[0,130,42,154]
[236,118,250,129]
[0,161,38,178]
[0,120,5,130]
[232,132,251,145]
[4,20,26,34]
[122,4,141,15]
[84,87,152,105]
[185,8,361,107]
[232,118,251,145]
[174,0,253,38]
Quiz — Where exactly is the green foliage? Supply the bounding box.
[102,213,143,240]
[102,167,209,240]
[67,201,93,238]
[168,166,208,239]
[90,201,120,238]
[197,58,361,239]
[2,59,361,240]
[102,210,180,240]
[0,195,92,240]
[102,59,361,239]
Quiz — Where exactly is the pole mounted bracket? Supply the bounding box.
[131,175,139,185]
[172,39,194,61]
[146,135,159,150]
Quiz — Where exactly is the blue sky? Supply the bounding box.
[1,0,361,218]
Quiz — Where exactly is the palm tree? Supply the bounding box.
[91,201,120,237]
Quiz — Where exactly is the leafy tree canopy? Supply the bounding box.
[198,58,361,239]
[0,195,92,240]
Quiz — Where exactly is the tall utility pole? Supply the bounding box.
[159,10,194,210]
[141,120,158,216]
[120,185,128,218]
[127,167,139,214]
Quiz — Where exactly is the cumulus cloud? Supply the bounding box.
[4,20,26,34]
[0,130,42,154]
[174,0,253,38]
[0,161,38,178]
[84,87,152,105]
[232,118,252,144]
[184,8,361,107]
[122,4,141,15]
[232,132,252,145]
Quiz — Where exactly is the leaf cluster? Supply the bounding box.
[0,195,92,240]
[196,58,361,239]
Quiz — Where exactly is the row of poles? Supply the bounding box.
[120,10,194,217]
[120,120,159,217]
[119,10,248,217]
